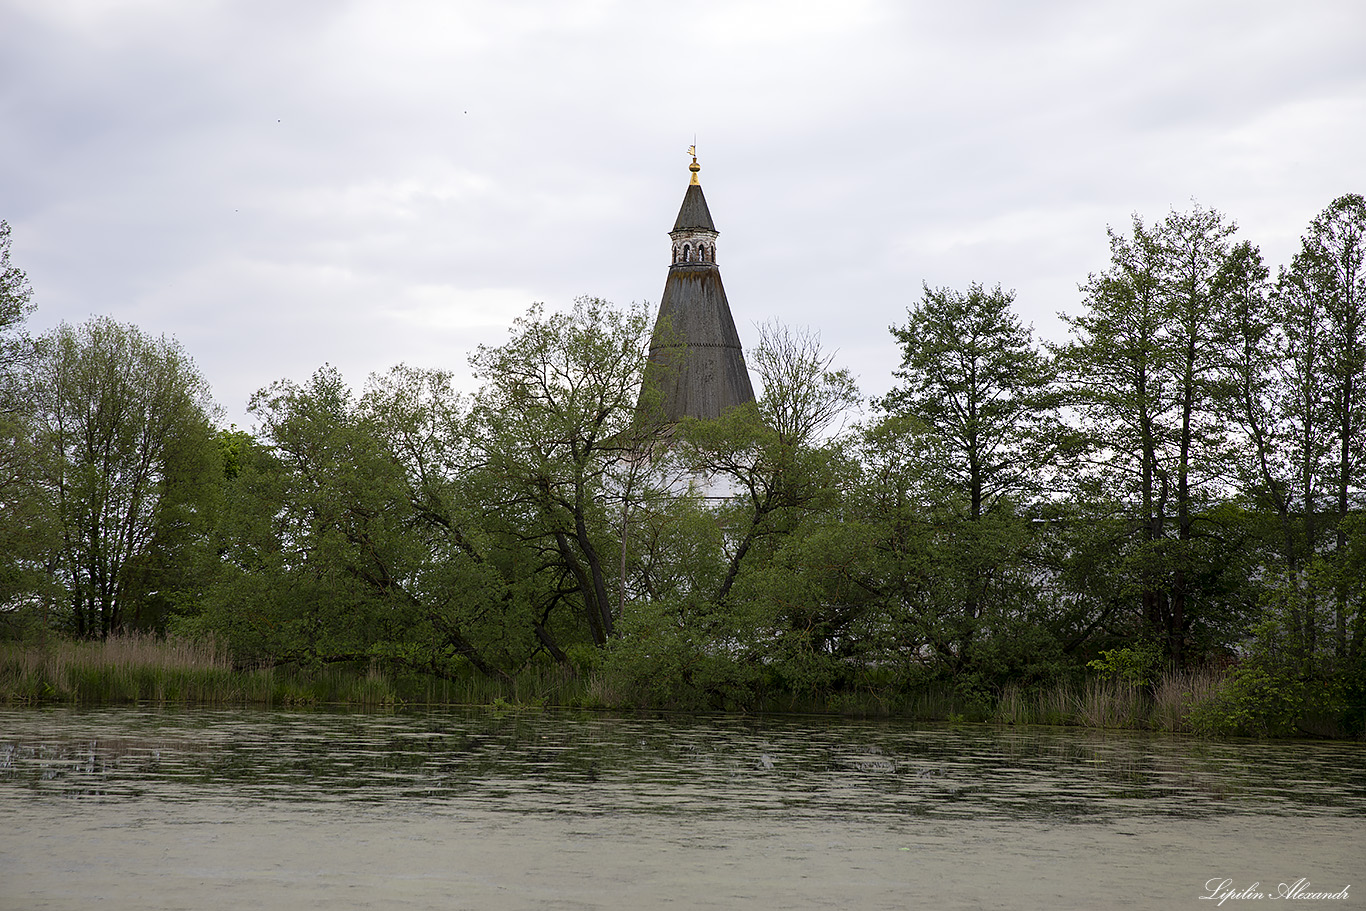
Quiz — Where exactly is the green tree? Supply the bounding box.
[0,220,55,629]
[1240,194,1366,663]
[26,317,220,637]
[873,283,1067,679]
[615,322,861,705]
[361,363,545,676]
[200,366,528,679]
[467,298,657,649]
[679,321,859,602]
[1218,237,1327,657]
[883,283,1066,520]
[1303,194,1366,659]
[1057,206,1248,665]
[0,221,35,394]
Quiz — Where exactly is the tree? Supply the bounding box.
[679,321,860,602]
[1304,195,1366,659]
[198,365,525,678]
[1217,237,1327,657]
[874,283,1067,677]
[1259,194,1366,661]
[0,220,35,400]
[883,282,1065,520]
[26,317,219,637]
[467,298,656,648]
[625,322,861,703]
[1056,205,1247,665]
[361,363,548,676]
[0,220,53,627]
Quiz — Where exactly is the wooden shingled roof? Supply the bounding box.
[672,184,716,233]
[638,168,755,424]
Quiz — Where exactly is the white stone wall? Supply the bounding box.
[671,229,719,265]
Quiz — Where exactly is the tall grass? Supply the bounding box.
[991,666,1227,733]
[2,634,236,704]
[0,635,393,707]
[0,635,595,709]
[3,635,1238,732]
[1151,667,1223,732]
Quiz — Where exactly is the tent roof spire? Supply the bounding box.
[637,150,755,424]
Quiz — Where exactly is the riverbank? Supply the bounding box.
[2,635,1361,739]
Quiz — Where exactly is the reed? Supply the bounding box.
[0,636,606,709]
[1150,666,1223,733]
[0,636,399,707]
[992,682,1078,726]
[1,634,235,704]
[1076,678,1146,728]
[2,635,1245,732]
[987,666,1234,733]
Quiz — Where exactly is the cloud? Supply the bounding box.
[3,0,1364,424]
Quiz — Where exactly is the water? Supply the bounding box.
[1,707,1361,909]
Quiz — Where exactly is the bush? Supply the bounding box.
[1186,660,1351,738]
[592,601,761,711]
[1087,641,1164,687]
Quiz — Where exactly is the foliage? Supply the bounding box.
[21,318,220,637]
[193,365,533,680]
[1087,642,1163,687]
[596,598,761,711]
[1183,600,1361,738]
[0,221,52,623]
[884,282,1068,519]
[1054,205,1260,666]
[0,220,35,387]
[469,297,657,648]
[870,284,1075,685]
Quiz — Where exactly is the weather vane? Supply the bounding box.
[688,140,700,184]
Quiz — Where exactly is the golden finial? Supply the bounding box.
[688,144,700,185]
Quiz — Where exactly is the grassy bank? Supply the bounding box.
[0,636,581,709]
[3,636,1360,738]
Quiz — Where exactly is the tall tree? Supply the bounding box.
[468,298,656,647]
[681,321,860,604]
[658,322,860,695]
[1220,236,1328,657]
[27,317,219,637]
[883,282,1064,520]
[1156,206,1242,665]
[1057,206,1244,665]
[0,220,53,623]
[876,283,1065,674]
[1299,194,1366,658]
[0,220,35,400]
[203,366,522,678]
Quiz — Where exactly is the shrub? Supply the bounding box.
[1087,641,1163,687]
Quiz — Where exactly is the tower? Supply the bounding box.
[637,150,755,424]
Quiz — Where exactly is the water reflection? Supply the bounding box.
[2,707,1363,822]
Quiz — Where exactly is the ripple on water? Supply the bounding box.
[1,707,1363,823]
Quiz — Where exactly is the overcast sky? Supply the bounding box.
[4,0,1364,427]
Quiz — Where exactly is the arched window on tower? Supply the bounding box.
[683,243,691,262]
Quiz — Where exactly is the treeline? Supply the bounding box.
[0,199,1363,733]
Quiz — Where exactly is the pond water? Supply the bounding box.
[1,706,1361,910]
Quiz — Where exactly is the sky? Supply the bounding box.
[3,0,1364,428]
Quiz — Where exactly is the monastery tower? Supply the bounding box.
[637,150,756,423]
